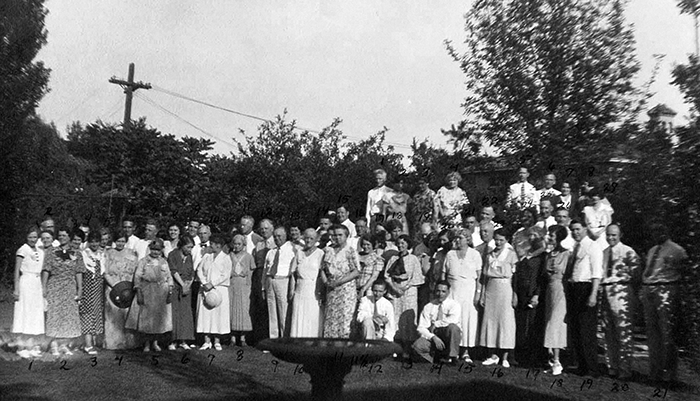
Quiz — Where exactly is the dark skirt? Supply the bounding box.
[80,272,105,335]
[172,285,195,341]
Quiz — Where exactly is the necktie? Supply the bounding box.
[269,249,280,277]
[520,183,526,204]
[644,246,662,279]
[565,242,580,281]
[95,257,101,276]
[436,303,444,322]
[606,248,614,278]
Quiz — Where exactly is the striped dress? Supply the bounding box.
[229,251,255,331]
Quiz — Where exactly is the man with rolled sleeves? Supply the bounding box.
[641,223,688,384]
[566,220,603,377]
[601,224,640,379]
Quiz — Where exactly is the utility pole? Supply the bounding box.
[109,63,151,128]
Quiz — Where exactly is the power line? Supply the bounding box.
[135,92,240,150]
[150,84,414,150]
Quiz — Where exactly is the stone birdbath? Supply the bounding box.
[257,338,402,400]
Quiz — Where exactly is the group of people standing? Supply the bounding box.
[10,166,689,387]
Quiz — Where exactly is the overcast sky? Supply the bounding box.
[36,0,695,158]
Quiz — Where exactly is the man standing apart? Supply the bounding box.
[264,227,297,339]
[601,224,639,380]
[506,167,537,211]
[566,220,603,377]
[366,169,392,231]
[641,223,688,384]
[412,281,461,364]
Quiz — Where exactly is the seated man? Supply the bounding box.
[356,280,396,341]
[412,281,461,364]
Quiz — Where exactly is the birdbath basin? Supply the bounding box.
[257,337,402,400]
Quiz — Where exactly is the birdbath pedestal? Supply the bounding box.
[257,338,401,401]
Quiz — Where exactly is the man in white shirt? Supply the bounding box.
[556,182,574,212]
[192,225,212,269]
[187,219,201,245]
[347,217,368,250]
[463,214,481,248]
[641,223,688,383]
[134,220,158,260]
[412,281,462,364]
[251,219,275,342]
[357,280,396,341]
[533,173,562,212]
[122,219,141,254]
[337,205,357,238]
[263,227,297,339]
[554,208,575,251]
[566,220,603,377]
[535,199,556,231]
[601,224,640,380]
[506,167,537,210]
[366,169,392,230]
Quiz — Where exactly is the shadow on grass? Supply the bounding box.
[0,383,53,401]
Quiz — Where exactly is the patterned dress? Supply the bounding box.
[410,188,437,239]
[80,248,105,336]
[104,247,139,349]
[384,253,424,343]
[229,251,255,332]
[168,248,195,341]
[436,186,470,229]
[358,251,383,297]
[125,255,173,334]
[12,244,45,335]
[322,245,360,338]
[43,247,86,338]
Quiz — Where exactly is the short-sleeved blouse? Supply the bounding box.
[17,244,44,274]
[444,249,482,281]
[436,186,470,225]
[384,253,424,288]
[484,247,518,278]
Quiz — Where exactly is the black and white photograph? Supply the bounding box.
[1,0,699,400]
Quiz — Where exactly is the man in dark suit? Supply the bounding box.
[250,219,275,344]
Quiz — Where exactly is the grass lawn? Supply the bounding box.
[1,297,699,401]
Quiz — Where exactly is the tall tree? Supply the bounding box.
[0,0,51,277]
[445,0,639,168]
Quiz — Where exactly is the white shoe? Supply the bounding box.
[214,343,222,351]
[552,362,563,376]
[501,359,510,368]
[153,342,162,352]
[168,344,177,351]
[482,355,499,366]
[199,342,212,351]
[180,343,191,350]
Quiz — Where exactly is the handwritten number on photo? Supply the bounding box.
[151,355,159,366]
[293,364,305,375]
[430,362,443,375]
[271,360,279,373]
[236,349,244,361]
[550,379,564,389]
[566,168,575,178]
[208,354,215,366]
[114,355,124,366]
[652,387,668,398]
[588,167,596,177]
[59,360,70,371]
[491,367,504,378]
[610,382,629,392]
[28,360,34,371]
[526,368,540,380]
[458,362,473,374]
[181,354,190,364]
[90,357,97,367]
[580,378,593,390]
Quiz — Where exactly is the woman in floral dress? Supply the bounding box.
[436,172,470,229]
[103,230,138,350]
[42,228,86,355]
[410,177,438,240]
[321,225,360,338]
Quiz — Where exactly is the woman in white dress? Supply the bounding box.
[582,188,613,249]
[289,229,324,337]
[196,234,232,351]
[443,228,482,363]
[12,226,45,335]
